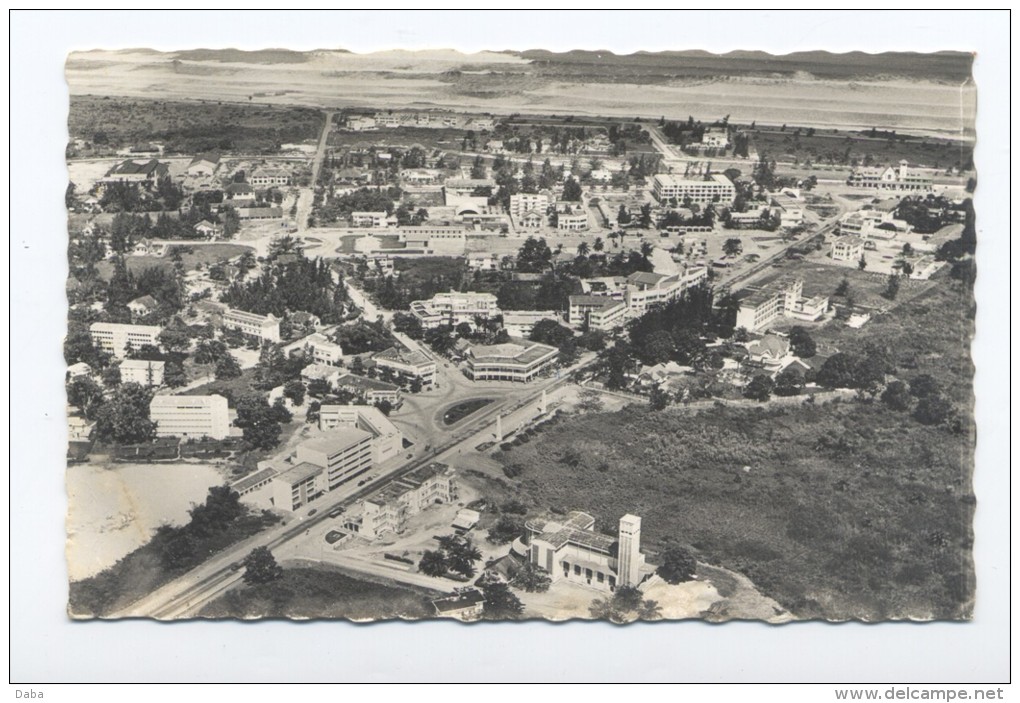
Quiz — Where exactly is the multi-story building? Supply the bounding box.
[318,405,403,464]
[119,359,165,387]
[831,237,865,262]
[221,308,281,343]
[557,209,589,232]
[333,373,403,407]
[89,322,163,358]
[408,291,501,330]
[248,168,291,187]
[373,346,437,388]
[501,310,560,338]
[518,512,649,592]
[623,268,709,315]
[149,394,231,440]
[651,173,736,206]
[846,160,933,193]
[838,209,913,239]
[735,276,829,331]
[509,193,550,230]
[399,227,467,255]
[345,463,458,539]
[300,333,344,365]
[568,295,629,331]
[464,341,559,383]
[295,430,374,491]
[269,461,327,512]
[351,212,389,228]
[443,178,496,199]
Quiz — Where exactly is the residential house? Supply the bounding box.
[333,373,403,407]
[248,168,291,187]
[431,589,486,621]
[102,159,169,185]
[300,363,346,387]
[127,295,159,318]
[193,220,222,239]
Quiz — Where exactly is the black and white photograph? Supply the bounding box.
[10,8,1011,687]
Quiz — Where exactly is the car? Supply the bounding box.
[308,508,318,517]
[328,508,344,518]
[230,562,243,572]
[357,479,368,486]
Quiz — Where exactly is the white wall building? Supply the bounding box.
[89,322,163,358]
[318,405,403,465]
[119,359,165,387]
[221,308,281,343]
[149,394,231,440]
[651,173,736,206]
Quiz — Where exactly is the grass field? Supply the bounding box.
[199,564,440,620]
[751,129,973,171]
[95,244,253,280]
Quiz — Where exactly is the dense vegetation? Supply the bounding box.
[220,256,351,324]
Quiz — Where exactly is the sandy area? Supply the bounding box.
[66,461,227,580]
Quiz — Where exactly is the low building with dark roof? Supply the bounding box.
[333,373,403,406]
[103,158,169,184]
[431,588,486,621]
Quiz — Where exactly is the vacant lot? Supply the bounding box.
[327,126,468,151]
[69,96,323,155]
[751,129,973,171]
[200,564,440,620]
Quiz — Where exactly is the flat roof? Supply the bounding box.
[231,466,279,492]
[468,341,558,365]
[90,322,163,335]
[335,373,400,393]
[275,461,324,486]
[300,428,373,454]
[432,589,485,613]
[150,394,226,408]
[120,359,166,370]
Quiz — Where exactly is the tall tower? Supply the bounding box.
[617,514,642,589]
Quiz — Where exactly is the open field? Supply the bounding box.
[328,126,468,151]
[750,129,973,170]
[95,243,253,279]
[199,564,440,620]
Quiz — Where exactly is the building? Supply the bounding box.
[295,430,374,491]
[699,128,730,149]
[269,461,327,512]
[149,394,231,440]
[333,373,403,406]
[831,237,865,262]
[444,178,496,199]
[746,335,792,369]
[300,363,346,387]
[509,193,550,230]
[838,209,913,239]
[502,310,560,338]
[431,589,486,621]
[347,463,458,539]
[568,295,629,331]
[127,295,159,317]
[373,346,437,388]
[466,252,500,272]
[909,255,945,280]
[89,322,163,358]
[847,161,933,193]
[231,466,278,498]
[318,405,403,464]
[351,212,389,228]
[298,333,344,365]
[221,308,281,343]
[186,153,220,177]
[464,341,559,383]
[102,158,169,184]
[519,512,649,592]
[409,290,501,330]
[235,206,283,220]
[66,362,93,382]
[193,220,222,239]
[623,268,708,315]
[557,209,589,232]
[119,359,165,387]
[67,412,96,443]
[248,168,291,187]
[347,115,377,131]
[399,227,468,255]
[735,277,829,331]
[651,173,736,206]
[224,183,256,203]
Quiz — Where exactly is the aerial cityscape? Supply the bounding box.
[64,47,977,623]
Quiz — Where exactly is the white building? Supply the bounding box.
[90,322,163,358]
[502,310,560,338]
[735,277,829,332]
[186,153,220,177]
[296,430,375,491]
[568,295,629,331]
[351,212,389,228]
[847,161,933,193]
[119,359,165,387]
[345,463,458,539]
[831,237,865,262]
[269,461,327,512]
[221,308,281,343]
[248,168,291,187]
[149,394,231,440]
[409,291,501,329]
[509,193,550,230]
[464,341,559,383]
[318,405,403,465]
[651,173,736,206]
[373,346,437,388]
[623,268,709,315]
[300,333,344,365]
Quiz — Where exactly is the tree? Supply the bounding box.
[881,380,912,411]
[478,578,524,620]
[437,535,482,578]
[636,599,663,621]
[657,546,697,584]
[158,322,191,355]
[418,550,448,577]
[858,254,868,271]
[649,387,670,411]
[515,236,553,273]
[561,177,583,202]
[914,394,955,426]
[788,326,817,358]
[215,353,242,380]
[486,515,523,545]
[101,364,122,388]
[242,547,283,585]
[722,238,743,257]
[510,561,551,593]
[743,374,775,402]
[576,241,590,258]
[234,393,284,450]
[283,379,306,406]
[882,274,901,300]
[163,360,188,388]
[455,321,474,339]
[774,368,804,397]
[817,353,857,389]
[835,276,851,297]
[576,387,604,413]
[194,339,228,365]
[66,377,104,420]
[374,399,394,416]
[93,382,156,444]
[909,374,941,399]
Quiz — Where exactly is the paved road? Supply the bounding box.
[295,110,334,234]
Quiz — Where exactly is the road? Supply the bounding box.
[294,110,334,234]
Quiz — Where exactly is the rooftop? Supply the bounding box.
[119,358,166,370]
[231,466,279,493]
[334,373,401,393]
[150,394,227,408]
[301,363,342,381]
[432,588,485,614]
[374,346,433,368]
[274,461,325,486]
[300,428,373,455]
[467,341,559,365]
[107,159,166,176]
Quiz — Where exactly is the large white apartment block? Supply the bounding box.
[351,212,389,228]
[373,346,437,388]
[295,429,374,491]
[346,463,458,539]
[568,295,629,331]
[221,308,281,343]
[735,276,829,332]
[318,405,403,464]
[269,461,327,512]
[517,512,650,592]
[651,173,736,206]
[464,341,559,383]
[149,394,231,440]
[90,322,163,358]
[509,193,550,229]
[846,161,933,193]
[623,268,708,315]
[119,359,165,387]
[409,291,501,329]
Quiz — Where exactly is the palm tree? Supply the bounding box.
[640,240,654,259]
[593,237,605,253]
[576,241,590,257]
[637,599,663,621]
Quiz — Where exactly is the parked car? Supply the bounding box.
[328,507,344,518]
[308,508,318,517]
